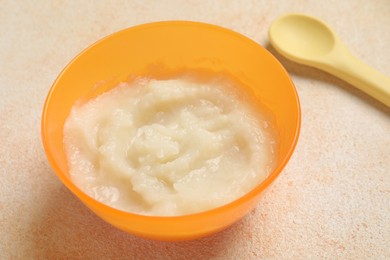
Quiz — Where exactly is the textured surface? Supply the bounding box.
[1,0,389,259]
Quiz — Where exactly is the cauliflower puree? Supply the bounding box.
[63,76,277,216]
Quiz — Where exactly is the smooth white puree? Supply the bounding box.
[64,76,277,216]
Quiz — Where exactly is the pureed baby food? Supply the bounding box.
[63,73,277,216]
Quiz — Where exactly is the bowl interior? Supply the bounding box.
[42,21,300,240]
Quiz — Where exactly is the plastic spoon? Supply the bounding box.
[269,13,390,107]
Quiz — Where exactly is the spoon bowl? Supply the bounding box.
[269,14,390,107]
[269,14,336,61]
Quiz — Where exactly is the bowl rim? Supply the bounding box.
[41,20,301,222]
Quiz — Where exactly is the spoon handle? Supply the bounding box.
[325,47,390,107]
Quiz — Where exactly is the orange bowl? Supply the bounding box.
[41,21,300,241]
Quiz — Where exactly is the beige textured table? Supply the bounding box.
[1,1,389,259]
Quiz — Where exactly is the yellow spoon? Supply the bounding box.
[269,13,390,107]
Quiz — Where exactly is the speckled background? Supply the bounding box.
[1,0,389,259]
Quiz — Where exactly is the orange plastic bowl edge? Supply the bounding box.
[41,20,301,241]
